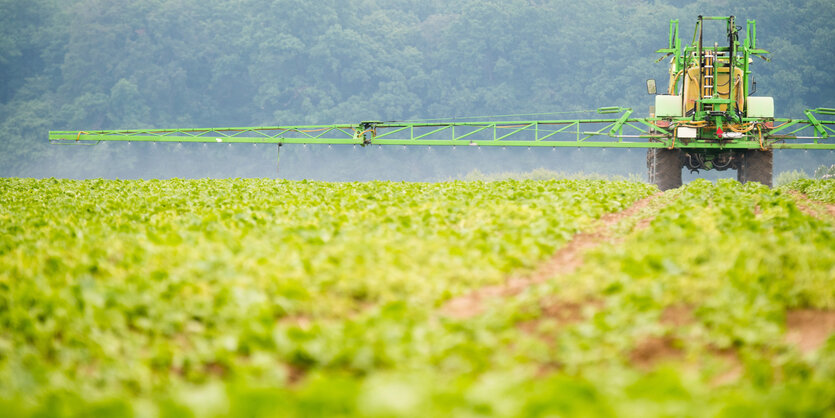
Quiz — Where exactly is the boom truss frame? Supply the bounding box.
[48,107,835,150]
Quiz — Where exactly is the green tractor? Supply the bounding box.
[648,15,784,189]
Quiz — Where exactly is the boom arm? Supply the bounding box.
[49,107,835,150]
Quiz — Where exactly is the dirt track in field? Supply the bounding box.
[440,193,663,319]
[788,191,835,219]
[786,309,835,353]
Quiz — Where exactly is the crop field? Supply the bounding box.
[1,177,835,417]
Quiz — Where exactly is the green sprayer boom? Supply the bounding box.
[48,108,835,149]
[49,16,834,189]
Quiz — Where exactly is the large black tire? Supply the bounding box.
[647,148,682,191]
[737,150,773,187]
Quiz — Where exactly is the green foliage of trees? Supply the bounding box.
[1,0,833,177]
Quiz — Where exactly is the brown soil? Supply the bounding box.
[710,348,743,386]
[627,306,691,370]
[630,336,683,369]
[788,191,835,219]
[639,306,743,382]
[785,309,835,353]
[204,361,228,377]
[540,298,590,323]
[660,305,695,327]
[286,363,307,385]
[440,193,661,319]
[517,298,603,342]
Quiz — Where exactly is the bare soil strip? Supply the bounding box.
[788,191,835,219]
[517,298,603,344]
[709,349,743,386]
[630,336,683,369]
[641,306,742,381]
[660,305,695,327]
[441,193,663,319]
[785,309,835,354]
[629,306,835,374]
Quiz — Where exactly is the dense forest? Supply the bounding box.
[1,0,833,180]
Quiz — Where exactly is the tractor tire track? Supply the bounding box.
[441,192,668,319]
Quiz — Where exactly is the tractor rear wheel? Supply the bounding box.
[737,150,773,187]
[647,148,682,191]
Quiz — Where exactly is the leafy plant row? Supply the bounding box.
[782,178,835,203]
[0,177,654,416]
[495,179,835,416]
[3,178,832,417]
